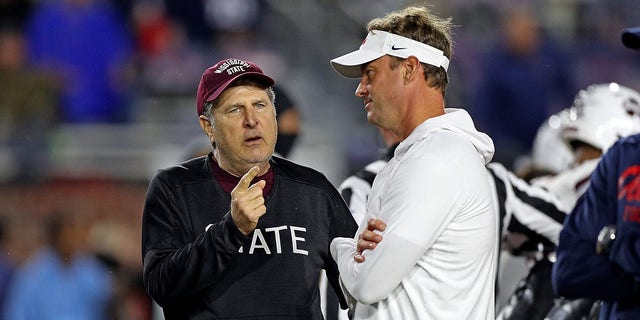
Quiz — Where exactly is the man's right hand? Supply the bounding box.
[230,166,267,235]
[354,218,386,263]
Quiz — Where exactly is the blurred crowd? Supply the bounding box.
[1,0,639,180]
[0,0,639,319]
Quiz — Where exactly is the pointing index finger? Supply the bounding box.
[237,166,261,191]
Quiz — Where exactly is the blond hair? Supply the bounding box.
[367,5,453,94]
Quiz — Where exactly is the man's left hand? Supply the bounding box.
[354,218,386,263]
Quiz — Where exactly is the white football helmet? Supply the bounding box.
[531,109,574,174]
[562,82,640,153]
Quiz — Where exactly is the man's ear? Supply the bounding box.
[199,115,213,137]
[404,56,421,80]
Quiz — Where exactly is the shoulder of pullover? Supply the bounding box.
[395,108,494,164]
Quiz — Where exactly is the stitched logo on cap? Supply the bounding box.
[214,59,252,75]
[391,45,406,50]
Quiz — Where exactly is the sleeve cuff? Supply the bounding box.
[219,213,251,251]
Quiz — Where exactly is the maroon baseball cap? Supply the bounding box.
[196,58,275,115]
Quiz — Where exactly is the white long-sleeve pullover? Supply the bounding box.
[331,108,498,320]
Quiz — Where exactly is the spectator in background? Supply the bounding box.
[0,26,59,181]
[204,0,266,37]
[91,219,153,320]
[207,0,285,92]
[0,211,53,318]
[161,0,267,47]
[3,211,113,320]
[25,0,134,123]
[271,85,301,158]
[132,0,207,97]
[161,0,213,46]
[0,215,15,317]
[473,5,574,169]
[0,212,45,317]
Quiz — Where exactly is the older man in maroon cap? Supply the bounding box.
[141,58,357,320]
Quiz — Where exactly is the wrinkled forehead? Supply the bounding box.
[215,85,273,109]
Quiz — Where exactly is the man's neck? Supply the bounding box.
[210,156,275,195]
[392,80,445,139]
[212,151,271,177]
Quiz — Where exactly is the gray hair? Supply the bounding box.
[202,80,276,122]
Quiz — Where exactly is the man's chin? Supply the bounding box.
[366,114,379,126]
[243,151,272,164]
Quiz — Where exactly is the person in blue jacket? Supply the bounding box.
[553,26,640,320]
[553,131,640,319]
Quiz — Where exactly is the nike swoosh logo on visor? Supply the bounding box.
[391,45,406,50]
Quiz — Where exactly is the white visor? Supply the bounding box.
[330,30,450,78]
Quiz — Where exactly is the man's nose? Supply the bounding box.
[355,78,368,97]
[244,108,258,127]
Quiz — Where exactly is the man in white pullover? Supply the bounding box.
[328,5,498,319]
